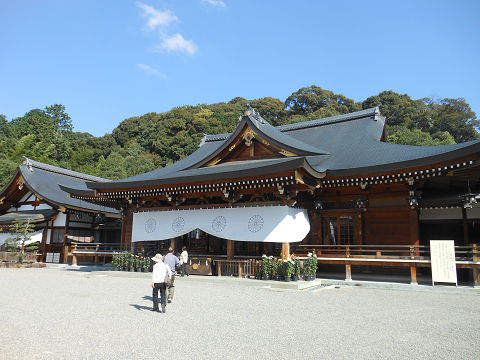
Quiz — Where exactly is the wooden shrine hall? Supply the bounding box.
[0,158,121,264]
[63,106,480,284]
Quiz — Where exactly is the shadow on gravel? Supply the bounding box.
[130,304,152,311]
[143,295,152,301]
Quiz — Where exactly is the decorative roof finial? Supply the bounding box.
[244,104,255,117]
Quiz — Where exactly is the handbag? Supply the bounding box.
[164,266,172,286]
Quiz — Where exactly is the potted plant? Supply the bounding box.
[112,252,121,270]
[136,257,143,271]
[283,259,294,282]
[143,257,151,272]
[272,258,282,280]
[291,255,301,281]
[303,252,318,281]
[260,255,272,280]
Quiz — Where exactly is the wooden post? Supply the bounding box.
[281,243,290,260]
[227,240,234,259]
[217,261,222,277]
[238,262,242,278]
[170,238,176,252]
[72,254,77,266]
[473,244,479,287]
[345,262,352,281]
[410,264,418,285]
[462,207,469,246]
[409,208,420,246]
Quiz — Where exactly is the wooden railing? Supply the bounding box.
[215,259,260,278]
[290,244,480,285]
[71,242,131,254]
[70,243,131,265]
[290,244,477,262]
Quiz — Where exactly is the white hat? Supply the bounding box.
[151,254,163,263]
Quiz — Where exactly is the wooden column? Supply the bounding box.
[354,211,363,245]
[170,238,176,252]
[345,262,352,281]
[281,243,290,260]
[409,208,420,246]
[227,240,234,259]
[473,244,479,287]
[462,207,469,245]
[410,264,418,285]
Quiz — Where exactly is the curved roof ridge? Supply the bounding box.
[22,157,110,183]
[277,107,380,132]
[202,107,380,143]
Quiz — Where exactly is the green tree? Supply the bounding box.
[285,85,360,117]
[5,218,36,263]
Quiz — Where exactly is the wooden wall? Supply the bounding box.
[364,207,419,245]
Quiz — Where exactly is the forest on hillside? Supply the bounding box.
[0,86,478,188]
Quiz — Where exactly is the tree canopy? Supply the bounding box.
[0,87,477,188]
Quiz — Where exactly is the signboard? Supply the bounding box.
[430,240,457,286]
[45,252,60,263]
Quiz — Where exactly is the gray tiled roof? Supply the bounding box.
[82,107,480,189]
[18,158,119,214]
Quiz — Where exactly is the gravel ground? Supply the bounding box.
[0,267,478,360]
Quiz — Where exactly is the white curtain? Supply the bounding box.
[132,206,310,243]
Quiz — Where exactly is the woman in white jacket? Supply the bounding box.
[151,253,172,313]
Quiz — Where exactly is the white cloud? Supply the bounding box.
[136,63,168,79]
[201,0,226,7]
[137,2,178,30]
[155,33,198,55]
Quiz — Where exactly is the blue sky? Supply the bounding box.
[1,0,479,137]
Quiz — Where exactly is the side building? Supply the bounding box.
[0,158,121,263]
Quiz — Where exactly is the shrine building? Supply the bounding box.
[60,106,479,283]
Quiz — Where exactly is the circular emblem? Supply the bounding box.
[192,263,199,270]
[212,216,227,232]
[172,217,185,232]
[248,215,264,233]
[145,218,156,233]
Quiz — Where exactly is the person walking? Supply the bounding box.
[180,246,189,277]
[163,247,180,303]
[151,253,172,313]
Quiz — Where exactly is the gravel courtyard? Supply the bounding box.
[0,267,478,360]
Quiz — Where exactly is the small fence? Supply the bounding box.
[214,259,260,278]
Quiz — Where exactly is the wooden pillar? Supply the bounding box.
[473,244,479,287]
[410,264,418,285]
[72,254,77,266]
[170,238,176,252]
[409,208,420,246]
[354,211,363,245]
[120,215,125,244]
[281,243,290,260]
[462,207,469,245]
[227,240,234,259]
[345,262,352,281]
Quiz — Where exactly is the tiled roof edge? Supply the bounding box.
[22,157,111,183]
